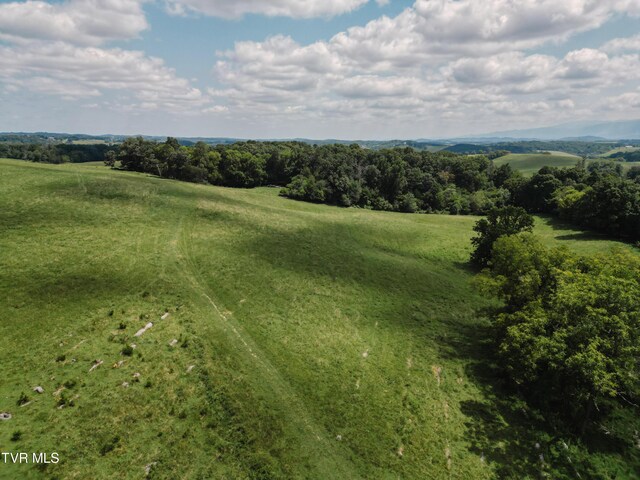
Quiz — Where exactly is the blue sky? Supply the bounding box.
[0,0,639,139]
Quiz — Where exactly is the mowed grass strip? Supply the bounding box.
[0,159,634,479]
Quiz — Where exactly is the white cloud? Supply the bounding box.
[164,0,370,18]
[0,42,208,111]
[329,0,637,69]
[211,23,640,129]
[443,52,557,89]
[603,90,640,110]
[0,0,148,46]
[602,34,640,52]
[2,0,639,136]
[0,0,223,114]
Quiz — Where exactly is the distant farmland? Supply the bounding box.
[492,151,580,175]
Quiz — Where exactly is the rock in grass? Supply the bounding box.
[145,462,157,477]
[134,322,153,337]
[89,360,104,372]
[161,312,170,320]
[169,339,178,347]
[33,386,44,394]
[0,413,11,420]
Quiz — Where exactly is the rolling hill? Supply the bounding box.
[474,119,640,140]
[0,159,636,479]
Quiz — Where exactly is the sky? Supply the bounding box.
[0,0,639,139]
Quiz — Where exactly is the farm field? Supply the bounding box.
[494,151,640,176]
[0,158,637,479]
[493,151,581,175]
[600,146,640,157]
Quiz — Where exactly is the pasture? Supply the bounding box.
[0,159,636,479]
[493,151,580,176]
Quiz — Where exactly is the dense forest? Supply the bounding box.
[0,142,116,163]
[105,137,640,243]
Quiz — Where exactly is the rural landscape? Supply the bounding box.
[2,0,640,479]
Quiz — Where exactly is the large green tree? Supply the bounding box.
[470,206,534,268]
[481,234,640,429]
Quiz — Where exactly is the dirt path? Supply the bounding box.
[172,214,361,479]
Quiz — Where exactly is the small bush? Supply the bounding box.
[17,392,29,406]
[121,345,134,356]
[57,392,74,408]
[10,431,22,442]
[118,322,126,330]
[56,354,66,363]
[63,379,77,389]
[99,436,120,456]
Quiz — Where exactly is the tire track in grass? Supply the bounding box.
[174,213,362,479]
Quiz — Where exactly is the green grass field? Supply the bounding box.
[600,146,640,157]
[495,151,640,176]
[0,159,636,479]
[493,151,580,176]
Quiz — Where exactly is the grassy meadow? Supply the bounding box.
[0,158,637,479]
[493,151,581,176]
[494,151,640,176]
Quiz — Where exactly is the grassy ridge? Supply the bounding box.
[0,159,635,479]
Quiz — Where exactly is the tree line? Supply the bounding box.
[0,142,116,164]
[444,140,635,157]
[106,137,639,243]
[609,150,640,162]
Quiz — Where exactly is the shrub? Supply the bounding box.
[121,345,134,356]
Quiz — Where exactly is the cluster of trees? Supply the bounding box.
[471,209,640,446]
[109,137,514,215]
[0,143,115,163]
[609,150,640,162]
[107,137,640,242]
[108,137,311,187]
[508,161,640,241]
[474,229,640,438]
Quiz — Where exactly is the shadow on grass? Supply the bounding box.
[441,314,640,478]
[205,209,640,478]
[539,215,625,243]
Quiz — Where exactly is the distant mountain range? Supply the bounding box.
[461,119,640,141]
[2,119,639,146]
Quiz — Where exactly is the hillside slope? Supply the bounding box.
[0,159,635,479]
